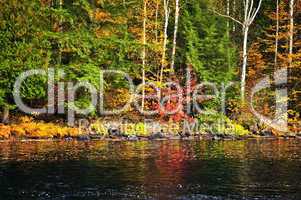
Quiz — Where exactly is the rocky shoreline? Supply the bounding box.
[1,132,301,142]
[1,116,300,142]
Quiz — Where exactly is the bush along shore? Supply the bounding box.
[0,116,299,141]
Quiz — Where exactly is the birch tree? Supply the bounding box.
[155,0,159,42]
[275,0,279,67]
[233,0,236,32]
[289,0,294,68]
[226,0,231,72]
[226,0,230,36]
[142,0,147,111]
[58,0,63,64]
[159,0,170,84]
[170,0,180,72]
[213,0,263,102]
[240,0,263,102]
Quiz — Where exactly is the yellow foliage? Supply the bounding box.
[135,122,148,136]
[120,123,150,136]
[10,125,26,137]
[19,116,34,123]
[94,10,112,22]
[0,124,11,139]
[90,120,108,136]
[0,117,80,140]
[104,88,131,110]
[120,123,136,136]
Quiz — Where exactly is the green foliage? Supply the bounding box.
[0,0,52,108]
[90,121,109,136]
[198,111,250,136]
[0,89,5,107]
[179,0,237,85]
[0,0,141,112]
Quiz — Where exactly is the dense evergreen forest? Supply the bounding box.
[0,0,300,139]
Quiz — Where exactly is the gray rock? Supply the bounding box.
[128,135,138,141]
[149,131,165,140]
[178,131,191,138]
[77,135,91,141]
[213,135,221,140]
[108,127,121,137]
[259,130,273,137]
[64,137,73,141]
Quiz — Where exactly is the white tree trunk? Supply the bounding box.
[233,0,236,32]
[226,0,231,71]
[213,0,262,102]
[58,0,63,64]
[170,0,179,72]
[226,0,230,36]
[241,0,250,102]
[155,0,159,42]
[275,0,279,67]
[159,0,170,84]
[289,0,294,68]
[241,0,262,102]
[142,0,147,111]
[241,25,249,101]
[59,0,63,30]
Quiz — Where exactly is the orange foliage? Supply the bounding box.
[104,88,132,111]
[0,116,80,140]
[0,124,11,139]
[94,10,112,22]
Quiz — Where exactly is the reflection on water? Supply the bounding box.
[0,139,301,199]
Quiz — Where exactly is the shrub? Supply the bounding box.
[2,116,80,139]
[120,122,149,136]
[198,111,250,136]
[90,121,109,136]
[0,124,11,139]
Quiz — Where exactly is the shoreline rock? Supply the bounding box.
[0,133,282,142]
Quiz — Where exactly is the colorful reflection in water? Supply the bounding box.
[0,139,300,199]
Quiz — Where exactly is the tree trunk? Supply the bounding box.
[226,0,230,36]
[226,0,231,71]
[142,0,147,112]
[159,0,169,84]
[241,0,262,102]
[241,25,249,102]
[170,0,179,72]
[233,0,236,32]
[213,0,262,102]
[58,0,63,64]
[155,0,159,42]
[289,0,294,68]
[275,0,279,67]
[2,106,9,124]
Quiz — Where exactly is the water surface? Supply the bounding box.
[0,139,300,199]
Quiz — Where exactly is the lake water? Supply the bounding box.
[0,139,300,200]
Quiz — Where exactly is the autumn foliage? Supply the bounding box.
[0,116,79,139]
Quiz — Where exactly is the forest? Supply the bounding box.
[0,0,300,139]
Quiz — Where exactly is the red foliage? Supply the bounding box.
[153,66,197,123]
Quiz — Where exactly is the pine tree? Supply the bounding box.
[179,0,237,85]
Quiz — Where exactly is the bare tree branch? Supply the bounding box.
[250,0,263,23]
[210,9,243,26]
[247,0,254,19]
